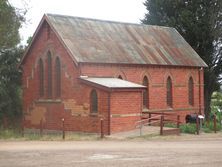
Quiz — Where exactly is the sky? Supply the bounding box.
[8,0,147,45]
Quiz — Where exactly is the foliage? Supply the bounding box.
[179,123,197,134]
[0,0,26,126]
[165,120,221,134]
[0,128,22,139]
[210,91,222,125]
[0,0,26,49]
[142,0,222,119]
[203,121,221,132]
[0,48,24,124]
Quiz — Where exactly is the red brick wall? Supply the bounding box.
[110,91,142,133]
[22,21,110,134]
[81,64,205,122]
[22,20,205,135]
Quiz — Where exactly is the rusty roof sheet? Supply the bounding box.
[80,77,146,89]
[46,14,207,67]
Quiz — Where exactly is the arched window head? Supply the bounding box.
[55,57,61,97]
[166,76,173,107]
[188,77,194,106]
[47,51,52,98]
[39,58,44,97]
[118,75,123,79]
[142,76,149,109]
[90,90,98,113]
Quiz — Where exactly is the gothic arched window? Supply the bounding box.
[188,77,194,106]
[55,57,61,97]
[90,90,98,113]
[39,58,44,97]
[167,77,173,107]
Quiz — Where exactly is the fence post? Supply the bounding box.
[196,115,199,135]
[40,119,43,137]
[62,118,65,140]
[100,118,104,138]
[214,114,217,133]
[21,116,25,137]
[177,115,180,128]
[160,115,164,135]
[148,113,151,126]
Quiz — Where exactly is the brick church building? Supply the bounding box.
[19,14,207,135]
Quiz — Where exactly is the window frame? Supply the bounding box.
[47,51,52,98]
[38,58,44,97]
[90,89,98,113]
[55,57,61,98]
[142,76,149,109]
[188,77,194,106]
[166,76,173,108]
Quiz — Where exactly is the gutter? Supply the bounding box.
[199,67,203,115]
[108,92,111,135]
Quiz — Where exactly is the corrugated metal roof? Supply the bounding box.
[80,77,146,89]
[46,14,207,67]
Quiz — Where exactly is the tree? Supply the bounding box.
[211,91,222,123]
[0,0,25,49]
[142,0,222,119]
[0,48,23,123]
[0,0,26,127]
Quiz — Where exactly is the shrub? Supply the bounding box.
[203,121,221,132]
[179,123,196,134]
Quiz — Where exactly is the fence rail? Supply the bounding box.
[135,112,181,136]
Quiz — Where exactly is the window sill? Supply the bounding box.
[90,113,98,117]
[166,107,173,110]
[35,99,62,103]
[143,108,149,112]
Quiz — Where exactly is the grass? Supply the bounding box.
[1,121,221,141]
[164,123,197,134]
[179,123,196,134]
[203,121,221,133]
[165,121,222,134]
[0,129,22,139]
[0,128,100,141]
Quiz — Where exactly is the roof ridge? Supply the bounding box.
[45,13,173,29]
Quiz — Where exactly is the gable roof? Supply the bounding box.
[20,13,208,67]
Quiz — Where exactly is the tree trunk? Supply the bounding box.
[204,89,212,120]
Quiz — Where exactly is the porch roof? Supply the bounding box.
[79,77,146,90]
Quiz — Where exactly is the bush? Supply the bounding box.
[179,123,196,134]
[203,121,221,132]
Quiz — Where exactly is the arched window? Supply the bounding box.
[166,76,173,107]
[142,76,149,109]
[188,77,194,106]
[90,90,98,113]
[118,75,123,79]
[39,58,44,97]
[55,57,61,97]
[47,51,52,98]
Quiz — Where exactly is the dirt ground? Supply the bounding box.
[1,133,222,167]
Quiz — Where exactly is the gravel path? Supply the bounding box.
[0,133,222,167]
